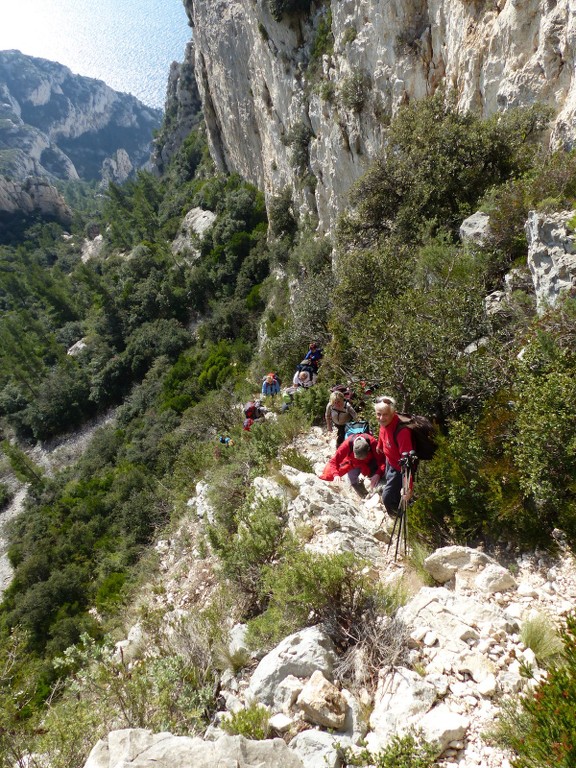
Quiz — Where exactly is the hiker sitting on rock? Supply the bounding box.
[318,433,384,498]
[325,390,357,448]
[374,396,414,514]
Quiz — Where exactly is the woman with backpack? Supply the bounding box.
[325,390,357,447]
[374,396,414,515]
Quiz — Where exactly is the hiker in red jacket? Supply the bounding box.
[374,396,414,514]
[319,433,385,498]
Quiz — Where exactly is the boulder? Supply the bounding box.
[525,209,576,313]
[289,729,342,768]
[418,705,469,756]
[366,667,437,750]
[84,730,304,768]
[296,670,347,729]
[424,546,494,583]
[246,626,337,707]
[460,211,491,245]
[475,563,518,593]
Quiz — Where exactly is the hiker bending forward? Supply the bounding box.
[319,433,384,498]
[374,396,414,514]
[325,391,357,447]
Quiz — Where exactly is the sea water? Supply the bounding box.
[0,0,191,109]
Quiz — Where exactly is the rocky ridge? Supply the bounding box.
[0,50,162,184]
[84,425,576,768]
[181,0,576,231]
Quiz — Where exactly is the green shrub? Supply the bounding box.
[267,0,312,22]
[342,93,549,243]
[207,496,295,612]
[221,703,270,739]
[284,121,313,177]
[247,551,400,650]
[0,482,13,510]
[340,70,369,113]
[281,447,314,473]
[340,731,438,768]
[493,614,576,767]
[520,613,564,668]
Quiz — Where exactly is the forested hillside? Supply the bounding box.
[1,94,576,766]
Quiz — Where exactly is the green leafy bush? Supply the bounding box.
[247,551,400,650]
[0,482,13,510]
[341,93,549,243]
[267,0,312,22]
[221,703,270,740]
[340,70,370,113]
[340,731,438,768]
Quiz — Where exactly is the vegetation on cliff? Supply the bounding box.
[1,94,576,766]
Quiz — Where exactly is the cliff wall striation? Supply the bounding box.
[182,0,576,230]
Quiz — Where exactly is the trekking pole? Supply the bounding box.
[387,451,417,562]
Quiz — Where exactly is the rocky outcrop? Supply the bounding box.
[0,50,162,183]
[182,0,576,231]
[525,209,576,312]
[151,42,203,174]
[0,175,72,225]
[84,730,304,768]
[84,426,576,768]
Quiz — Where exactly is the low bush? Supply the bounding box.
[339,731,438,768]
[247,551,402,650]
[520,613,564,668]
[221,703,270,740]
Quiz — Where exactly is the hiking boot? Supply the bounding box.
[351,482,368,499]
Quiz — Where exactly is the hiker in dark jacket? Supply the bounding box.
[325,390,357,447]
[304,342,323,370]
[374,396,413,514]
[319,433,384,498]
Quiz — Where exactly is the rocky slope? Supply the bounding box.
[83,423,576,768]
[0,50,162,184]
[181,0,576,230]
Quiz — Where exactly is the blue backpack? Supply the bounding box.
[344,420,372,438]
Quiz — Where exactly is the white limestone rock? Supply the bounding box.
[525,209,576,313]
[84,730,304,768]
[296,670,347,729]
[418,705,469,756]
[475,563,518,594]
[288,729,342,768]
[424,546,494,584]
[460,211,491,245]
[171,207,217,260]
[367,667,437,750]
[246,626,337,707]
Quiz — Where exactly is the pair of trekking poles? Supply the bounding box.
[386,450,418,562]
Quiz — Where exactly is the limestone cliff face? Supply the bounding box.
[0,176,72,226]
[183,0,576,230]
[0,50,162,183]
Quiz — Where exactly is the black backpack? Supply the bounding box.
[393,413,437,460]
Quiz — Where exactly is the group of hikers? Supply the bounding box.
[242,341,416,518]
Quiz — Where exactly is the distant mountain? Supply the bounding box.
[0,50,163,185]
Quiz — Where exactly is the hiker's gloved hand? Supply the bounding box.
[369,473,381,489]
